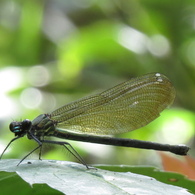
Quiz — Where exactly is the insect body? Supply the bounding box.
[0,73,189,167]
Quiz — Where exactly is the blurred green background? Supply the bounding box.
[0,0,194,167]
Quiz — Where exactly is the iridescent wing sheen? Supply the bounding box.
[50,73,175,135]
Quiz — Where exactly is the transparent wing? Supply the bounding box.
[50,73,175,135]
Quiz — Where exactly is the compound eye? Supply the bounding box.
[9,122,21,133]
[9,119,32,137]
[9,122,14,131]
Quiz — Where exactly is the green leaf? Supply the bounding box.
[0,159,193,195]
[95,164,195,194]
[0,171,63,195]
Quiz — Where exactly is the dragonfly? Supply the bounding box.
[0,72,189,168]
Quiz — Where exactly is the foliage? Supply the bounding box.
[0,160,194,195]
[0,1,195,193]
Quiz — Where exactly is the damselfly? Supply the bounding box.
[0,73,189,168]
